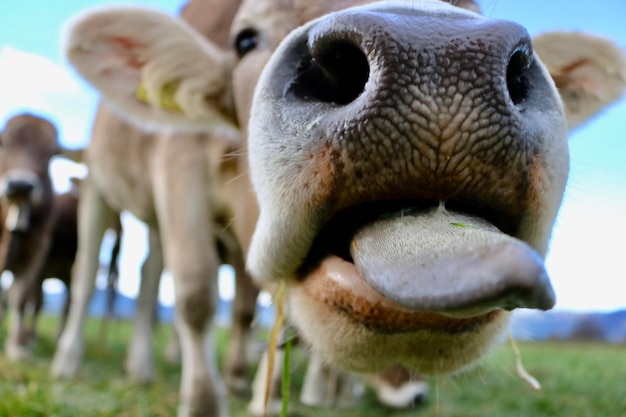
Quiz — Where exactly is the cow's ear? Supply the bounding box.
[63,6,235,133]
[534,31,626,130]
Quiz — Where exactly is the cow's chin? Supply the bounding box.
[287,255,510,375]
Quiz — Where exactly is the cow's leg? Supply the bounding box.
[5,276,35,360]
[222,235,259,395]
[56,285,71,341]
[159,223,225,417]
[164,323,181,365]
[105,217,122,319]
[26,281,45,343]
[51,176,116,377]
[125,227,163,382]
[0,284,5,331]
[248,343,284,417]
[6,231,53,360]
[153,149,227,417]
[300,350,361,409]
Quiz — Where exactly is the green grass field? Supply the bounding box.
[0,315,624,417]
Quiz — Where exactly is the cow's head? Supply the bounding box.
[0,114,58,235]
[62,0,625,375]
[240,0,566,374]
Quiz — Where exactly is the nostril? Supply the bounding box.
[506,44,533,105]
[292,39,369,105]
[6,180,35,197]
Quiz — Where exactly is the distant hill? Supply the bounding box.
[44,290,626,343]
[510,309,626,343]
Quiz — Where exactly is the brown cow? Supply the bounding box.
[60,0,626,416]
[0,122,122,361]
[0,113,73,360]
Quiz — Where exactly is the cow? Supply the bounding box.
[50,1,260,416]
[59,0,626,416]
[0,113,74,360]
[0,117,123,361]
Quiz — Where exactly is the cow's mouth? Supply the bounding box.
[295,199,555,332]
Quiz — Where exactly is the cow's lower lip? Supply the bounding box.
[300,255,501,334]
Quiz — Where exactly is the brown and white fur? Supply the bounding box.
[50,2,260,417]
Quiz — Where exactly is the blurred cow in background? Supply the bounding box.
[51,3,260,417]
[0,113,74,360]
[0,114,123,361]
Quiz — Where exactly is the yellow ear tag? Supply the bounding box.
[135,80,183,113]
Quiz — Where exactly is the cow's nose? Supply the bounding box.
[291,10,533,111]
[5,179,35,197]
[247,6,557,289]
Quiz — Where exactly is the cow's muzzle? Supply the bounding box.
[0,170,43,232]
[248,3,565,321]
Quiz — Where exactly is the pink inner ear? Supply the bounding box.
[558,58,589,74]
[552,58,600,95]
[108,36,146,68]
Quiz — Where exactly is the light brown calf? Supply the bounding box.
[0,113,75,360]
[61,0,626,416]
[51,1,260,416]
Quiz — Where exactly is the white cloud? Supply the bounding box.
[547,182,626,312]
[0,45,97,147]
[49,157,88,193]
[0,45,84,96]
[542,95,626,312]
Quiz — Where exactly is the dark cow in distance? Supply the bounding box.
[0,113,75,360]
[0,115,123,361]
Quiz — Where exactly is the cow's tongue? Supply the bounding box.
[349,205,555,315]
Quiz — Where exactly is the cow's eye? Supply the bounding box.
[235,28,259,58]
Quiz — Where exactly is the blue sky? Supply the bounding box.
[0,0,625,312]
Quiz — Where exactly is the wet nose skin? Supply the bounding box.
[298,11,533,107]
[279,11,539,212]
[247,3,567,289]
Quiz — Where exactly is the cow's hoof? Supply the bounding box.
[5,343,31,361]
[50,348,82,378]
[126,361,155,384]
[248,397,282,417]
[177,401,229,417]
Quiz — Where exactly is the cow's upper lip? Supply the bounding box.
[296,198,555,320]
